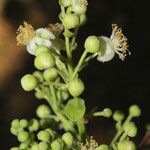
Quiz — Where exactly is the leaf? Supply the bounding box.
[65,98,86,121]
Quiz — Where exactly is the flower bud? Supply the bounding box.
[21,74,38,91]
[129,105,141,117]
[19,141,30,149]
[62,132,74,147]
[84,36,100,53]
[37,130,51,142]
[36,45,49,56]
[95,144,109,150]
[117,140,136,150]
[11,119,20,129]
[33,71,43,82]
[36,104,51,118]
[43,68,58,82]
[123,122,137,137]
[60,0,71,7]
[34,52,55,70]
[103,108,112,118]
[113,111,124,122]
[20,119,28,128]
[63,14,79,29]
[10,147,20,150]
[31,143,39,150]
[68,78,85,97]
[51,139,63,150]
[28,119,39,132]
[72,4,87,15]
[17,131,30,142]
[80,14,87,26]
[39,142,49,150]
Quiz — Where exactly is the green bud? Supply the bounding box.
[31,143,39,150]
[63,14,79,29]
[113,111,124,121]
[124,122,137,137]
[43,68,58,82]
[34,52,55,70]
[103,108,112,118]
[33,71,43,82]
[62,90,69,101]
[39,142,48,150]
[80,14,87,26]
[28,119,39,132]
[19,119,28,128]
[60,0,71,7]
[68,78,85,97]
[17,131,30,142]
[95,144,109,150]
[129,105,141,117]
[35,90,43,99]
[51,139,63,150]
[19,141,30,149]
[11,119,20,129]
[37,130,51,142]
[36,45,49,56]
[72,4,87,15]
[118,140,136,150]
[84,36,100,53]
[10,127,18,136]
[10,147,20,150]
[62,132,74,147]
[36,104,51,118]
[21,74,38,91]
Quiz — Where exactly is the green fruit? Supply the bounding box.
[62,132,73,147]
[37,131,51,142]
[17,131,30,142]
[118,141,136,150]
[21,74,38,91]
[34,52,55,70]
[68,78,85,97]
[113,111,124,121]
[36,45,49,56]
[84,36,100,53]
[43,68,58,82]
[36,104,51,118]
[63,14,79,29]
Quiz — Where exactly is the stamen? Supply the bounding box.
[16,22,35,46]
[110,24,130,61]
[48,23,63,37]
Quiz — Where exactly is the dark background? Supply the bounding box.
[0,0,150,149]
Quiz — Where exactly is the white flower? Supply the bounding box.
[97,24,130,62]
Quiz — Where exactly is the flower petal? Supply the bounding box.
[36,28,55,40]
[26,39,37,55]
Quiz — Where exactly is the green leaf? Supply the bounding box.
[65,98,86,121]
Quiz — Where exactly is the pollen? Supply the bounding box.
[110,24,130,61]
[16,22,35,46]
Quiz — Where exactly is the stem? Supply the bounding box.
[110,114,132,146]
[72,50,88,79]
[77,119,86,141]
[71,27,79,50]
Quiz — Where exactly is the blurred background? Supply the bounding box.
[1,0,150,149]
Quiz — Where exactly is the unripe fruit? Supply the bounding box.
[36,104,51,118]
[84,36,100,53]
[17,131,30,142]
[37,130,51,142]
[39,142,48,150]
[95,144,109,150]
[21,74,38,91]
[68,78,85,97]
[43,68,58,82]
[36,45,49,56]
[62,132,74,147]
[118,141,136,150]
[63,14,79,29]
[124,122,137,137]
[129,105,141,117]
[51,139,63,150]
[34,52,55,70]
